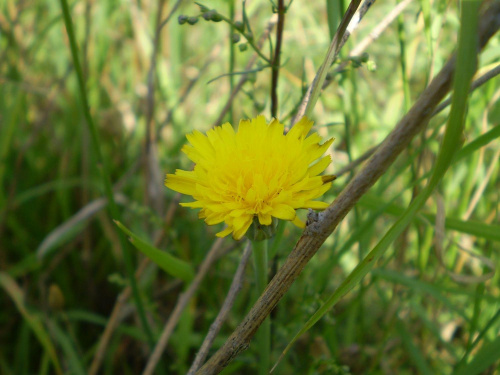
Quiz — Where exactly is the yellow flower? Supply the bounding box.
[165,115,335,240]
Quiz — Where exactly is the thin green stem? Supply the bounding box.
[252,239,270,375]
[58,0,154,345]
[195,2,271,63]
[221,14,271,63]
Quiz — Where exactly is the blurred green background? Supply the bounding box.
[1,0,499,374]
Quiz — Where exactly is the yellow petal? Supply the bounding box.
[232,216,253,240]
[292,215,305,228]
[258,213,272,225]
[186,130,215,160]
[165,174,197,195]
[166,115,336,240]
[303,201,329,209]
[308,155,331,177]
[205,212,226,225]
[305,137,334,162]
[216,226,233,238]
[271,204,296,220]
[287,116,313,139]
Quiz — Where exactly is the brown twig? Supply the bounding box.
[142,237,227,375]
[187,242,252,375]
[195,4,500,374]
[270,0,285,118]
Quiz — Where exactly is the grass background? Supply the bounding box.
[1,0,499,374]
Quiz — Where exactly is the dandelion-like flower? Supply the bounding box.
[165,115,335,240]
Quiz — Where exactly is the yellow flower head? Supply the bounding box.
[165,115,335,240]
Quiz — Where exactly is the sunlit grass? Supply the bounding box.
[1,0,499,374]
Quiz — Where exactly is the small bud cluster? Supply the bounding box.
[177,4,251,52]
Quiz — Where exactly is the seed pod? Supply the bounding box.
[232,33,241,44]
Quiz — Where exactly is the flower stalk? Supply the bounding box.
[251,239,270,375]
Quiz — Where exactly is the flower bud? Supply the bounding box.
[48,284,65,311]
[211,13,223,22]
[231,33,241,44]
[187,17,199,25]
[178,15,188,25]
[234,21,244,32]
[238,43,248,52]
[202,10,216,21]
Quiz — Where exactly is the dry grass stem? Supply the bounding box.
[292,0,363,124]
[142,237,226,375]
[187,243,252,374]
[195,4,500,374]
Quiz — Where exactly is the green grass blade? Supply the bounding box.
[0,273,63,375]
[326,0,342,40]
[0,91,22,208]
[395,318,434,374]
[115,221,195,282]
[49,321,87,375]
[456,124,500,161]
[418,0,433,63]
[57,0,154,344]
[359,196,500,242]
[372,269,469,319]
[453,335,500,375]
[277,0,481,361]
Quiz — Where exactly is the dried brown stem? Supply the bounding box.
[187,243,252,375]
[270,0,285,118]
[142,238,227,375]
[292,0,363,124]
[195,4,500,374]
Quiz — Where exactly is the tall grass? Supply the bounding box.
[1,0,499,374]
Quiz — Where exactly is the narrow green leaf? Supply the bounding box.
[114,221,194,282]
[372,269,469,319]
[456,124,500,161]
[0,273,62,375]
[453,336,500,375]
[358,196,500,242]
[418,0,433,62]
[396,319,434,375]
[49,321,86,375]
[58,0,154,344]
[276,1,481,363]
